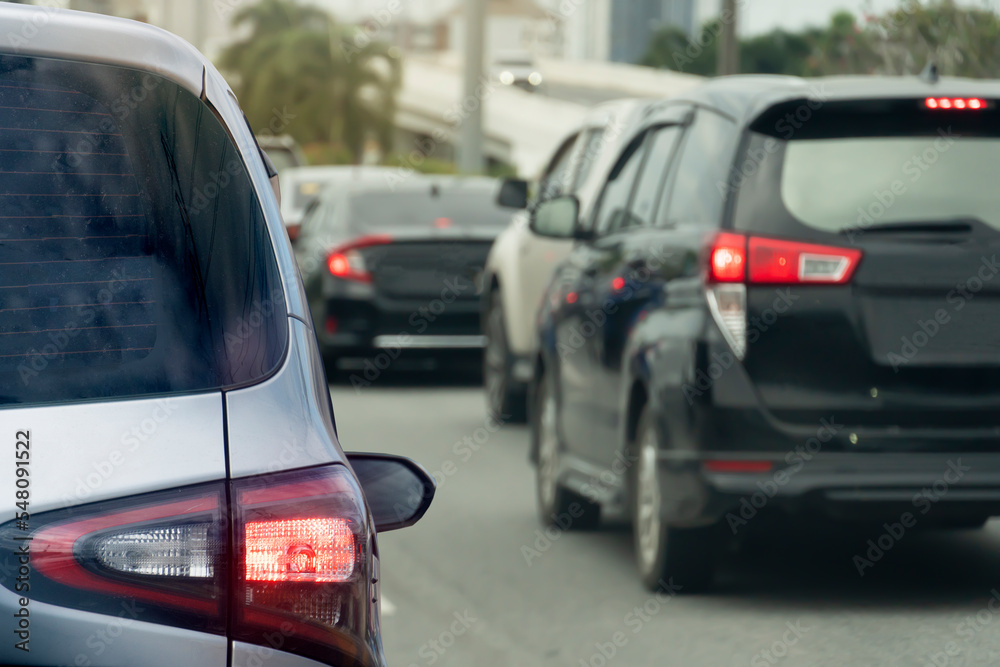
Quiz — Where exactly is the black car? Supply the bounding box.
[530,74,1000,590]
[295,177,517,375]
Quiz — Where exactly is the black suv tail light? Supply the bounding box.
[0,464,375,666]
[705,232,863,359]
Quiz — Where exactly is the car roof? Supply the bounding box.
[284,165,396,182]
[648,74,1000,126]
[581,98,658,129]
[345,176,499,198]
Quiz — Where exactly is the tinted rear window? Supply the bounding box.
[0,55,286,407]
[347,188,513,229]
[733,99,1000,239]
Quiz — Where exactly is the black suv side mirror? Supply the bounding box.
[347,453,435,532]
[497,178,529,209]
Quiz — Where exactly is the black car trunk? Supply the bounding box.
[362,239,492,302]
[733,98,1000,430]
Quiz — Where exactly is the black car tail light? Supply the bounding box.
[0,485,228,634]
[0,464,376,666]
[705,232,863,359]
[707,232,862,285]
[327,235,394,283]
[231,465,375,666]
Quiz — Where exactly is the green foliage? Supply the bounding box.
[382,154,458,175]
[217,0,401,163]
[640,0,1000,78]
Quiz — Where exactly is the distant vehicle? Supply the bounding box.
[0,5,434,667]
[279,165,396,241]
[256,134,306,174]
[531,75,1000,592]
[295,177,516,373]
[492,51,544,91]
[482,99,655,421]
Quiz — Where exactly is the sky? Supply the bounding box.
[311,0,1000,36]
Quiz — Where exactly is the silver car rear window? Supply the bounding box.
[0,55,287,407]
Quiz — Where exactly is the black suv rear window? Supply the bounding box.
[732,99,1000,239]
[0,55,286,407]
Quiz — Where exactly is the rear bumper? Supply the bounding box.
[315,297,483,357]
[658,451,1000,527]
[373,334,484,349]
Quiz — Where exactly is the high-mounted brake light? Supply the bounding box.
[925,97,986,110]
[327,234,392,282]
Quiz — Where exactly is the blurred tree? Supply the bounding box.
[866,0,1000,77]
[218,0,401,163]
[639,0,1000,78]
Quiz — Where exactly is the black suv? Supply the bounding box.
[531,75,1000,590]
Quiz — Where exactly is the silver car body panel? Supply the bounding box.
[0,590,228,666]
[1,393,225,514]
[226,317,343,479]
[0,6,348,667]
[232,641,330,667]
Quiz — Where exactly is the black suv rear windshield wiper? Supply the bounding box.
[843,218,984,236]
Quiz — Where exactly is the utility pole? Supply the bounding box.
[457,0,486,174]
[717,0,739,76]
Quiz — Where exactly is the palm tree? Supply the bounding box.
[218,0,401,162]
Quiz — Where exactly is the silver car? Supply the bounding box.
[0,6,433,666]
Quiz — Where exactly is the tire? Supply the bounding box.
[484,290,527,423]
[533,366,600,530]
[631,405,718,592]
[322,354,341,384]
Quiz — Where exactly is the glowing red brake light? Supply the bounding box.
[704,460,774,473]
[925,97,986,111]
[245,518,355,583]
[232,465,372,665]
[749,237,861,284]
[708,232,747,282]
[708,233,861,285]
[327,234,392,282]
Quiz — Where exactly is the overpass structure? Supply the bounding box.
[395,55,703,177]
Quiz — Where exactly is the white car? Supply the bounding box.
[482,99,656,421]
[279,165,396,240]
[491,51,544,91]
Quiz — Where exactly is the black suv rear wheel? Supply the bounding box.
[631,405,719,592]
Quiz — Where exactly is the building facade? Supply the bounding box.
[559,0,706,63]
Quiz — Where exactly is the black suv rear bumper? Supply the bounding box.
[657,451,1000,528]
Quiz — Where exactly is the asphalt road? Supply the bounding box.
[332,375,1000,667]
[541,83,633,107]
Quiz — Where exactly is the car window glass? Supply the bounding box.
[538,133,580,202]
[659,109,739,227]
[626,126,683,230]
[591,132,650,236]
[0,54,287,407]
[570,128,606,192]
